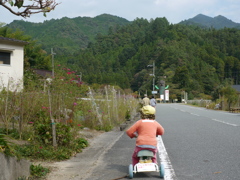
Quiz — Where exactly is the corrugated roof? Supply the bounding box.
[232,85,240,92]
[0,36,28,45]
[34,69,52,78]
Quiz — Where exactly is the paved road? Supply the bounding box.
[84,103,240,180]
[159,104,240,180]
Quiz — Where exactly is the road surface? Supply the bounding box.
[45,103,240,180]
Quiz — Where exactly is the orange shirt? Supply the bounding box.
[126,119,164,147]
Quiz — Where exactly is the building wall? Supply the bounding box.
[0,43,24,91]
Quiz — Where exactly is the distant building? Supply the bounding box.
[33,69,52,78]
[232,85,240,93]
[0,37,28,91]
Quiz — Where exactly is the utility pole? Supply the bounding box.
[51,48,56,77]
[148,61,155,92]
[79,72,82,82]
[153,61,155,91]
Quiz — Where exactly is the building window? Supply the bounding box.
[0,51,11,65]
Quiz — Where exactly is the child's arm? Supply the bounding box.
[156,123,164,136]
[126,121,139,138]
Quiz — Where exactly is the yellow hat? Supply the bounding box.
[141,105,155,115]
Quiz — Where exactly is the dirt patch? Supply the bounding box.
[78,128,105,143]
[30,128,106,180]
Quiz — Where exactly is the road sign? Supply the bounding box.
[152,91,158,94]
[165,90,169,101]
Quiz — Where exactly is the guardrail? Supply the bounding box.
[229,107,240,113]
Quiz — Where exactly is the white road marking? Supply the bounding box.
[211,119,238,127]
[224,113,240,116]
[188,106,204,110]
[157,136,177,180]
[173,106,239,127]
[190,113,200,116]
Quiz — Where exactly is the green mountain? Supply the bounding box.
[4,14,240,100]
[179,14,240,29]
[7,14,130,55]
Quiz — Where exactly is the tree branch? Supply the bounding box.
[0,0,60,18]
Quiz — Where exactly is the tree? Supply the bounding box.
[173,66,190,89]
[0,0,60,17]
[220,86,238,110]
[0,22,6,27]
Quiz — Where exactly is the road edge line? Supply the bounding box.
[157,136,177,180]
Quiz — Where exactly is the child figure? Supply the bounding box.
[126,105,164,166]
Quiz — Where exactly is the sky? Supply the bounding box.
[0,0,240,25]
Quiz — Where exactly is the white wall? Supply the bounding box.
[0,43,24,91]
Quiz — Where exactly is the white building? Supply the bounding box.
[0,37,28,91]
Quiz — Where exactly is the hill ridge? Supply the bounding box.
[179,14,240,29]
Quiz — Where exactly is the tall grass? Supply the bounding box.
[0,65,139,145]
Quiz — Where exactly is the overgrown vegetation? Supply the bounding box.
[0,64,139,162]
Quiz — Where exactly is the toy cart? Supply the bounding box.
[129,150,165,179]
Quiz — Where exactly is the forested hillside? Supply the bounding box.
[7,14,130,55]
[63,17,240,100]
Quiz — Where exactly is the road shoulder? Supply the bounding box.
[40,128,124,180]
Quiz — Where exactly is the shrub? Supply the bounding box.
[33,120,74,146]
[15,136,89,161]
[72,137,88,152]
[29,164,50,178]
[0,134,13,156]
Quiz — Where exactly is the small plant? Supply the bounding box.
[0,133,13,156]
[125,109,131,120]
[73,137,88,150]
[30,164,50,178]
[17,177,27,180]
[0,134,7,152]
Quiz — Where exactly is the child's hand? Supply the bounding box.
[133,132,138,138]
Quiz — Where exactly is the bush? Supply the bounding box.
[73,137,88,151]
[33,120,73,146]
[0,133,13,156]
[29,164,50,179]
[15,135,88,161]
